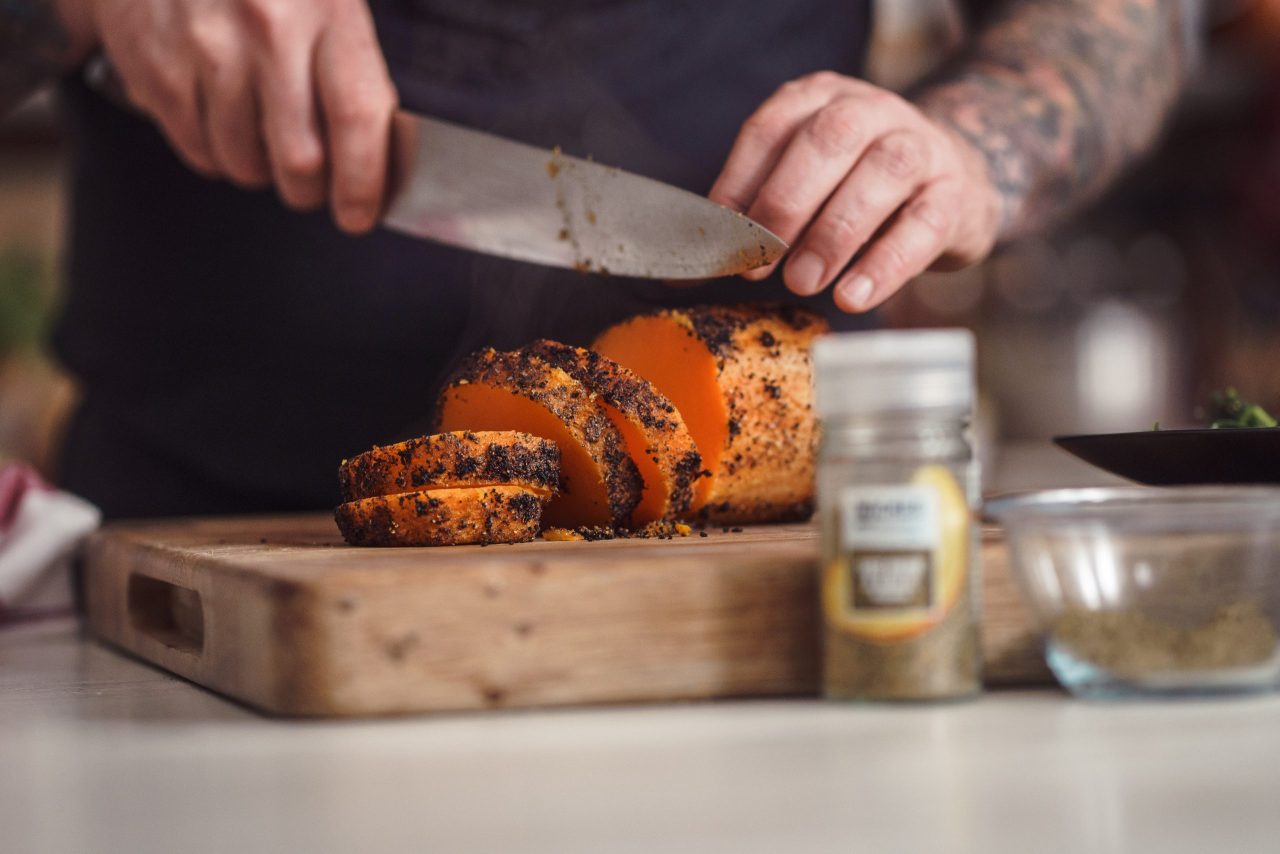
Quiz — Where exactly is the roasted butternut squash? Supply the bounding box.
[594,303,828,524]
[435,348,642,528]
[525,339,701,525]
[335,485,544,547]
[339,430,559,502]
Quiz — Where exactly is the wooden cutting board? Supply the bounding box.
[83,516,1050,717]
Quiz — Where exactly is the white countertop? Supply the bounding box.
[3,619,1279,854]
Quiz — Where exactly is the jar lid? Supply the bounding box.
[812,329,975,416]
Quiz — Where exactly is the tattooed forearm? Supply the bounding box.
[0,0,78,114]
[915,0,1200,239]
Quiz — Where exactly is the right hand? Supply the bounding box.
[57,0,398,233]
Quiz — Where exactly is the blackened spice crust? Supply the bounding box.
[339,430,560,502]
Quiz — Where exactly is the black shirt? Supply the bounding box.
[54,0,873,518]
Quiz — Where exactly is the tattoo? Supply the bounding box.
[0,0,73,115]
[915,0,1201,239]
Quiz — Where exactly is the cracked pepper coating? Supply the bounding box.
[335,485,544,547]
[435,348,642,528]
[594,303,828,525]
[525,339,701,525]
[339,430,560,502]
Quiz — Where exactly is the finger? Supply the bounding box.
[192,16,271,188]
[314,14,398,234]
[707,73,843,215]
[113,49,219,176]
[784,129,932,296]
[744,96,901,282]
[255,25,327,211]
[832,184,957,314]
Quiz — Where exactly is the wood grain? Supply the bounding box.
[83,516,1049,717]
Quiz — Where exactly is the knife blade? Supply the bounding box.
[383,112,787,279]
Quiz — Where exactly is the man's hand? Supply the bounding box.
[58,0,398,233]
[710,72,1001,314]
[711,0,1199,314]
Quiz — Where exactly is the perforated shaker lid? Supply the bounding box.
[812,329,975,416]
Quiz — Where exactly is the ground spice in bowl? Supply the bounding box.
[1051,601,1279,678]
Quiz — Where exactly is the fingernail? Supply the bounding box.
[785,251,825,296]
[842,274,875,311]
[742,263,774,282]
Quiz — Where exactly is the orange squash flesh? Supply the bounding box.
[335,485,544,547]
[339,430,559,502]
[525,340,701,525]
[435,349,641,528]
[594,304,829,524]
[607,406,673,524]
[593,316,722,511]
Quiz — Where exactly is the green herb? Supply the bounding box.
[1207,388,1278,429]
[0,249,51,358]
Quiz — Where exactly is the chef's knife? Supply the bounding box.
[384,112,787,279]
[85,58,785,279]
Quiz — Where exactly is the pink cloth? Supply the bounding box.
[0,462,100,625]
[0,463,50,531]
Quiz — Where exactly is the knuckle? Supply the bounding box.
[864,86,904,111]
[877,241,912,279]
[709,181,751,212]
[188,16,235,73]
[751,190,806,226]
[329,93,389,128]
[776,77,809,99]
[819,208,863,246]
[872,133,927,180]
[906,195,951,238]
[803,101,865,156]
[277,142,325,182]
[742,107,784,140]
[243,0,291,45]
[798,70,842,91]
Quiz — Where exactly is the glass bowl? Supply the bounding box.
[986,487,1280,699]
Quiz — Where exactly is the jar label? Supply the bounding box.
[824,468,970,641]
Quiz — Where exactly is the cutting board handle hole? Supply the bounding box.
[127,574,205,654]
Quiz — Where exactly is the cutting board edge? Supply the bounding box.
[83,529,346,714]
[82,515,1053,717]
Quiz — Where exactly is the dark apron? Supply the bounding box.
[54,0,873,518]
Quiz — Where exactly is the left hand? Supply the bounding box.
[710,72,1002,313]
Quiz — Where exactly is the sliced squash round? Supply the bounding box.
[339,430,559,502]
[435,348,641,528]
[525,339,701,525]
[335,485,545,547]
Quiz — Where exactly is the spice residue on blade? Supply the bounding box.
[547,144,596,274]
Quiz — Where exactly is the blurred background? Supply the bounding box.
[2,0,1280,491]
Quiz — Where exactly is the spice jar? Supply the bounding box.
[812,329,981,701]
